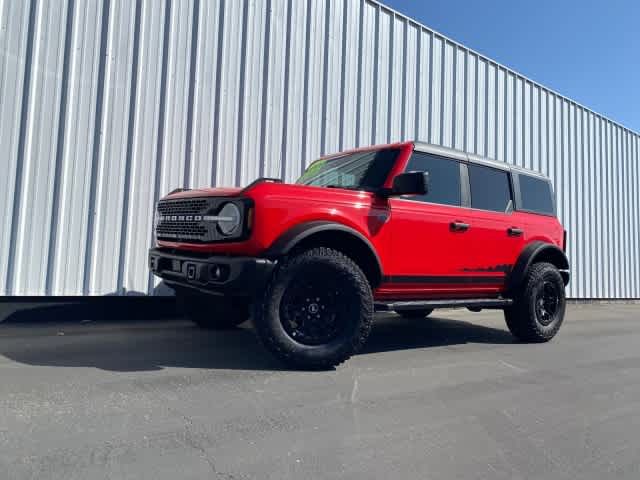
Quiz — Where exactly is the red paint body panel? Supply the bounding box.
[157,141,565,301]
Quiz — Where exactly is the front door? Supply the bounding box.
[381,151,477,300]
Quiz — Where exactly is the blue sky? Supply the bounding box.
[384,0,640,133]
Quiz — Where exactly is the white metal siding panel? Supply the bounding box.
[441,41,453,148]
[261,0,289,179]
[281,0,307,181]
[215,0,243,186]
[531,85,539,172]
[465,52,475,154]
[403,22,417,141]
[1,0,639,298]
[483,61,493,158]
[539,89,547,175]
[237,0,266,185]
[374,8,390,144]
[514,76,523,166]
[86,0,138,295]
[322,0,342,156]
[121,0,170,296]
[453,47,464,151]
[303,0,325,162]
[496,69,505,161]
[524,81,531,169]
[429,35,442,146]
[416,30,430,142]
[357,1,375,149]
[388,15,402,142]
[11,0,69,295]
[0,0,32,295]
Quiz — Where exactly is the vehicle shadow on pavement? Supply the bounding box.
[0,301,514,372]
[363,314,515,354]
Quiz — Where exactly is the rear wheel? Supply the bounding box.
[504,262,566,342]
[253,247,373,369]
[176,290,250,329]
[396,308,434,319]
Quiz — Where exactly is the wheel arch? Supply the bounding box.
[506,242,570,295]
[264,221,384,287]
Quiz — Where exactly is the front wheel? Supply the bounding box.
[253,247,373,369]
[177,291,250,329]
[504,262,566,342]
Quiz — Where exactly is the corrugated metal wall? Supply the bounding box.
[1,0,638,298]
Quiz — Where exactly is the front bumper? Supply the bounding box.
[149,248,275,297]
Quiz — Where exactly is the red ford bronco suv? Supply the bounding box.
[150,141,570,369]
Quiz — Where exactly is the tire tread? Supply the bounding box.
[504,262,565,342]
[253,247,373,369]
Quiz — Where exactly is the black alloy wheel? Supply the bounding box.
[253,247,373,369]
[280,275,350,346]
[504,261,566,342]
[535,281,560,326]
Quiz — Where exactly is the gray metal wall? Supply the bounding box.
[1,0,638,298]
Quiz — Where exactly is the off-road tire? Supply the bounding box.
[504,262,566,342]
[177,291,250,329]
[397,308,434,319]
[253,247,373,370]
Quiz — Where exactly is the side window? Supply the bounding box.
[518,174,555,215]
[403,153,461,206]
[468,164,513,213]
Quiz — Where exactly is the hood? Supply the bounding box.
[164,186,244,200]
[162,178,283,200]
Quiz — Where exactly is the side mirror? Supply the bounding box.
[389,171,429,196]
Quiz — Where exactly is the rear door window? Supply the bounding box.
[403,152,461,207]
[468,164,513,213]
[518,174,555,215]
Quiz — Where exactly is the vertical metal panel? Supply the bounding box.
[120,0,171,296]
[429,35,442,145]
[0,0,31,295]
[374,7,390,144]
[453,46,464,151]
[1,0,639,297]
[403,21,417,141]
[388,14,403,142]
[441,41,453,148]
[13,0,75,296]
[321,0,342,155]
[357,0,375,149]
[465,52,476,154]
[495,68,504,161]
[281,0,307,181]
[478,60,498,158]
[531,85,539,172]
[237,0,266,185]
[416,29,430,142]
[514,76,523,166]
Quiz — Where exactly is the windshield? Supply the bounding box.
[296,148,400,191]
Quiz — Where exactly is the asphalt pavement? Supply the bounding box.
[1,301,639,479]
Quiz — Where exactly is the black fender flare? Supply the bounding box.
[506,241,570,295]
[264,221,384,284]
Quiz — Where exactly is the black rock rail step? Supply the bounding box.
[375,298,513,312]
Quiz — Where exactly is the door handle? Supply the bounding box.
[450,221,470,232]
[507,227,523,236]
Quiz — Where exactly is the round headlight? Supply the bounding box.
[217,203,241,236]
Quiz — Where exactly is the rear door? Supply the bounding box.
[383,152,477,298]
[462,163,526,290]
